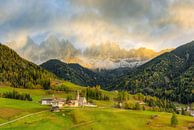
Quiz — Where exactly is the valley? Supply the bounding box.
[1,1,194,129]
[40,41,194,104]
[0,86,193,130]
[0,42,194,129]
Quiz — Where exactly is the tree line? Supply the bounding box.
[1,90,32,101]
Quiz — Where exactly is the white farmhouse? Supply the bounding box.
[41,98,53,105]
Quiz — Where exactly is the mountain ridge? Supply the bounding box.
[40,59,132,87]
[6,36,173,69]
[108,41,194,104]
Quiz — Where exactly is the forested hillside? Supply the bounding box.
[41,59,132,87]
[41,59,107,86]
[0,43,54,89]
[109,41,194,104]
[1,41,194,104]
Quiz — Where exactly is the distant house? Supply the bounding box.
[66,100,78,107]
[137,101,145,105]
[41,98,53,105]
[51,98,65,108]
[176,107,182,111]
[176,106,194,117]
[190,111,194,117]
[41,91,96,109]
[187,106,194,117]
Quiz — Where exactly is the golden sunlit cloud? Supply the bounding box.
[168,1,194,29]
[1,0,194,52]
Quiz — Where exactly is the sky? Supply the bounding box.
[0,0,194,51]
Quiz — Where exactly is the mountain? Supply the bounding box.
[96,67,132,86]
[0,43,54,89]
[83,43,173,60]
[6,37,172,69]
[67,57,147,70]
[6,35,81,65]
[40,59,104,87]
[19,37,40,62]
[41,59,132,87]
[108,41,194,104]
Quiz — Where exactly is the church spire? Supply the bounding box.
[76,91,80,100]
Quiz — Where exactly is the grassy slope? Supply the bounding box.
[0,108,194,130]
[0,86,193,130]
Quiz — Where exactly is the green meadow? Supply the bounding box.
[0,107,194,130]
[0,86,193,130]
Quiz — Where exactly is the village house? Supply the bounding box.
[186,106,194,117]
[42,98,65,112]
[190,111,194,117]
[176,106,194,117]
[51,98,65,108]
[41,98,53,105]
[66,100,78,107]
[40,91,96,112]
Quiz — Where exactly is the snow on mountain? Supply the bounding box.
[5,36,172,69]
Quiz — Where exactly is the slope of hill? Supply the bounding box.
[0,43,54,89]
[40,59,104,87]
[40,59,133,87]
[109,41,194,104]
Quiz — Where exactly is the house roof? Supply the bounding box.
[41,98,53,101]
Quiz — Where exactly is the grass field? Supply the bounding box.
[0,86,193,130]
[0,107,193,130]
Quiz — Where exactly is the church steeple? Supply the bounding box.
[76,91,80,100]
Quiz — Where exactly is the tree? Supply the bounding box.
[181,108,186,115]
[134,103,141,110]
[171,113,178,127]
[143,105,146,111]
[1,90,32,101]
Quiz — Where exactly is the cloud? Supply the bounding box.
[66,0,194,49]
[0,0,72,44]
[0,0,194,51]
[165,1,194,29]
[4,31,28,50]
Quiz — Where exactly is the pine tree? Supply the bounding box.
[134,103,141,110]
[143,106,146,111]
[171,113,178,127]
[181,108,186,115]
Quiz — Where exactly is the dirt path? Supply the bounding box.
[0,110,47,127]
